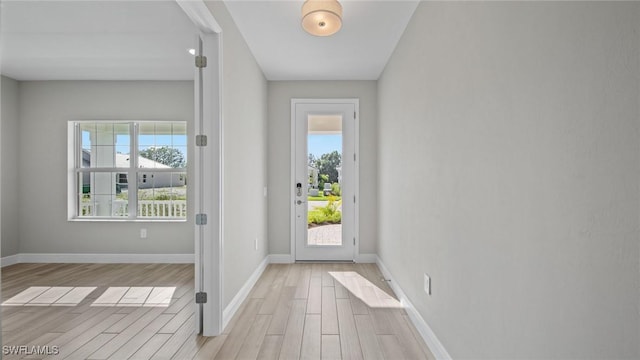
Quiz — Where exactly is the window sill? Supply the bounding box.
[69,218,188,223]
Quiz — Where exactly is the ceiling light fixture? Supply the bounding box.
[301,0,342,37]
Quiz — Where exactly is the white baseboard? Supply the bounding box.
[1,254,20,267]
[355,253,377,263]
[222,255,269,330]
[268,254,293,263]
[3,253,194,264]
[376,255,451,360]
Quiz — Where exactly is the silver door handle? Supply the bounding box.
[296,200,306,205]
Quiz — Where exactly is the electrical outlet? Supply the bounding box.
[424,273,431,295]
[263,187,268,197]
[140,228,147,239]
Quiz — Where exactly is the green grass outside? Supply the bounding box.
[308,195,342,201]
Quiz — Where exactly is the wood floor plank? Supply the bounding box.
[387,310,428,360]
[158,300,194,333]
[193,335,227,360]
[170,333,208,360]
[321,335,341,360]
[278,299,307,360]
[64,333,117,360]
[321,266,334,287]
[89,308,167,359]
[56,287,98,306]
[257,335,283,360]
[104,307,151,333]
[43,308,120,349]
[129,334,171,360]
[150,314,196,360]
[335,299,363,360]
[333,282,349,299]
[163,292,192,315]
[354,315,384,360]
[28,287,73,305]
[285,265,301,287]
[3,286,49,305]
[294,266,311,299]
[48,313,126,360]
[267,287,296,335]
[4,307,77,344]
[215,299,262,359]
[300,314,321,360]
[252,266,278,299]
[348,291,369,315]
[321,287,338,335]
[402,314,436,360]
[235,314,272,360]
[306,277,322,314]
[369,308,394,335]
[377,335,406,360]
[106,314,173,360]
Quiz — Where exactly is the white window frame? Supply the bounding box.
[67,120,188,222]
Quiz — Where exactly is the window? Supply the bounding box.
[68,121,187,220]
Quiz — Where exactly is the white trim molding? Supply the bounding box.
[268,254,294,264]
[176,0,222,34]
[222,256,269,330]
[1,254,20,267]
[2,253,194,265]
[376,255,452,360]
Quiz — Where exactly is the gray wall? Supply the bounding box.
[377,2,640,358]
[205,1,269,308]
[1,76,20,257]
[267,81,378,256]
[18,81,195,255]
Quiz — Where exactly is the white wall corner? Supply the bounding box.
[268,254,294,264]
[222,255,269,330]
[375,255,452,360]
[15,253,194,264]
[355,253,377,263]
[1,254,20,268]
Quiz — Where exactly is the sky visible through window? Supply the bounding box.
[308,134,342,158]
[81,131,335,159]
[82,132,187,156]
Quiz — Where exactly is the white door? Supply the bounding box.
[292,99,359,261]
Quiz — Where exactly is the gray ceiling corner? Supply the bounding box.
[0,0,199,81]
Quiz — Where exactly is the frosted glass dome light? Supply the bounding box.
[302,0,342,37]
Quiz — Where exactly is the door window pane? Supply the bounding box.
[307,114,343,246]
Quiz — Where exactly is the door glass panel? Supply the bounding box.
[307,114,343,246]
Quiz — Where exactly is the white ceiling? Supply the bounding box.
[224,0,419,81]
[0,0,198,81]
[0,1,418,82]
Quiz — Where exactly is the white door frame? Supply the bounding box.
[290,98,360,262]
[176,0,223,336]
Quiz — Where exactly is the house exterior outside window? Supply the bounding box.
[68,121,187,221]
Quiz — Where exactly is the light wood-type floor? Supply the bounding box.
[1,262,434,359]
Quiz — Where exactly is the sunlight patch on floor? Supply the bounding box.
[328,271,403,308]
[2,286,97,306]
[3,286,175,307]
[92,286,175,307]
